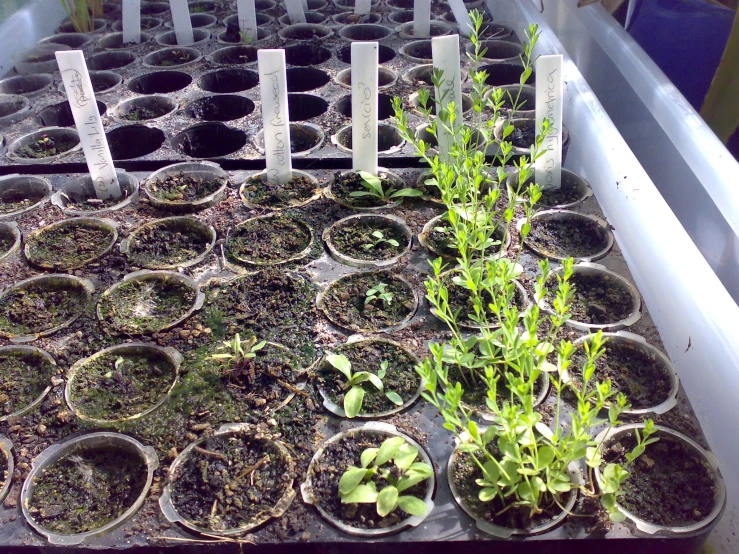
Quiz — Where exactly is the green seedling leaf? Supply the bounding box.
[394,443,419,470]
[344,386,365,418]
[377,486,399,517]
[352,371,384,391]
[478,487,498,502]
[361,448,379,468]
[385,390,404,406]
[397,495,428,516]
[390,188,424,198]
[341,483,378,504]
[376,436,406,466]
[339,466,369,495]
[327,354,352,380]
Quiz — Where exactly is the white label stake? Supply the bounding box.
[351,42,378,175]
[285,0,306,24]
[447,0,473,37]
[122,0,141,44]
[236,0,258,41]
[354,0,371,15]
[258,49,293,184]
[55,51,121,199]
[413,0,430,37]
[169,0,194,45]
[535,54,564,190]
[432,35,463,162]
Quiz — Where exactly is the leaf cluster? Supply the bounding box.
[326,355,403,418]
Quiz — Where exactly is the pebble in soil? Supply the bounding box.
[227,215,312,265]
[25,220,116,270]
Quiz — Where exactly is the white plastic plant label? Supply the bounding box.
[258,49,293,184]
[55,51,121,199]
[432,35,463,161]
[535,54,564,191]
[447,0,473,36]
[285,0,307,24]
[122,0,141,44]
[354,0,372,15]
[236,0,258,42]
[351,42,379,175]
[413,0,430,37]
[169,0,194,45]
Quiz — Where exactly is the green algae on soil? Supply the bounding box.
[25,220,115,270]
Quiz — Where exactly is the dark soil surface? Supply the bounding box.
[153,50,197,66]
[0,190,45,215]
[170,433,293,532]
[68,348,177,421]
[25,220,115,270]
[446,364,547,412]
[147,173,227,203]
[0,230,15,256]
[329,219,409,262]
[27,446,148,534]
[425,217,507,260]
[316,340,420,415]
[329,171,402,208]
[241,174,318,209]
[0,349,53,417]
[121,103,172,121]
[98,277,197,334]
[453,447,571,531]
[509,125,536,150]
[228,215,312,264]
[553,272,635,325]
[0,279,87,337]
[58,191,126,212]
[310,430,430,528]
[320,272,415,332]
[126,218,212,268]
[16,135,78,159]
[571,340,673,410]
[537,182,584,208]
[603,433,718,527]
[525,217,607,259]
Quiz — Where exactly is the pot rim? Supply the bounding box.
[154,28,211,47]
[401,63,469,88]
[324,168,405,211]
[0,174,53,219]
[0,274,95,342]
[395,20,452,40]
[419,213,512,262]
[24,216,118,271]
[225,213,314,267]
[96,269,206,335]
[142,46,203,69]
[120,216,217,269]
[253,122,325,158]
[337,23,394,42]
[316,270,420,334]
[0,435,13,504]
[143,161,230,211]
[278,23,333,41]
[110,94,179,124]
[51,170,140,216]
[505,166,593,208]
[159,422,296,536]
[20,432,159,545]
[334,66,399,91]
[322,213,413,269]
[98,31,153,49]
[518,209,614,263]
[0,221,22,264]
[208,45,259,66]
[6,127,81,165]
[331,123,406,155]
[593,423,726,535]
[64,342,183,424]
[239,169,322,210]
[0,346,55,422]
[301,421,436,536]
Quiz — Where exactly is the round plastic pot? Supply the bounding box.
[159,423,296,536]
[301,422,435,536]
[493,117,569,159]
[164,13,217,28]
[24,217,118,271]
[399,39,433,63]
[278,23,332,41]
[0,274,94,342]
[143,161,230,212]
[324,169,405,211]
[288,93,329,121]
[537,262,642,332]
[338,24,393,41]
[333,93,393,120]
[141,1,169,15]
[0,74,54,97]
[239,169,322,210]
[278,11,327,25]
[112,16,164,32]
[65,343,182,423]
[332,12,382,24]
[106,124,165,161]
[38,33,93,48]
[128,70,190,94]
[419,213,511,262]
[505,167,592,208]
[38,100,106,127]
[111,94,178,123]
[387,10,413,24]
[55,18,107,33]
[142,47,202,69]
[189,0,216,12]
[0,94,31,126]
[334,0,379,9]
[120,216,216,269]
[253,122,324,157]
[571,331,679,416]
[408,90,473,117]
[99,31,153,49]
[337,43,396,64]
[87,50,137,71]
[169,122,247,159]
[209,45,259,66]
[334,66,398,90]
[518,210,614,262]
[0,222,21,264]
[20,432,158,545]
[226,213,314,267]
[316,271,419,334]
[0,436,13,504]
[6,127,81,165]
[51,170,139,216]
[216,27,273,45]
[223,12,274,27]
[323,213,413,269]
[155,28,211,46]
[466,39,523,64]
[0,175,52,219]
[0,346,55,421]
[447,431,580,537]
[396,20,452,39]
[12,44,71,75]
[60,70,122,95]
[332,124,405,155]
[594,424,726,536]
[97,269,205,334]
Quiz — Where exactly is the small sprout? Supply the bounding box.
[365,283,394,306]
[349,170,424,201]
[326,354,404,417]
[363,230,400,251]
[209,333,266,364]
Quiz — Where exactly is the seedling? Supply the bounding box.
[363,230,399,251]
[209,333,266,365]
[365,283,393,306]
[326,354,403,418]
[59,0,98,33]
[349,171,423,201]
[338,436,433,517]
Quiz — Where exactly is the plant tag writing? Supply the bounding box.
[258,49,293,184]
[432,35,463,161]
[413,0,430,37]
[122,0,141,44]
[285,0,307,24]
[169,0,194,45]
[354,0,372,15]
[236,0,258,41]
[447,0,473,36]
[55,51,121,199]
[535,54,564,190]
[351,41,379,175]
